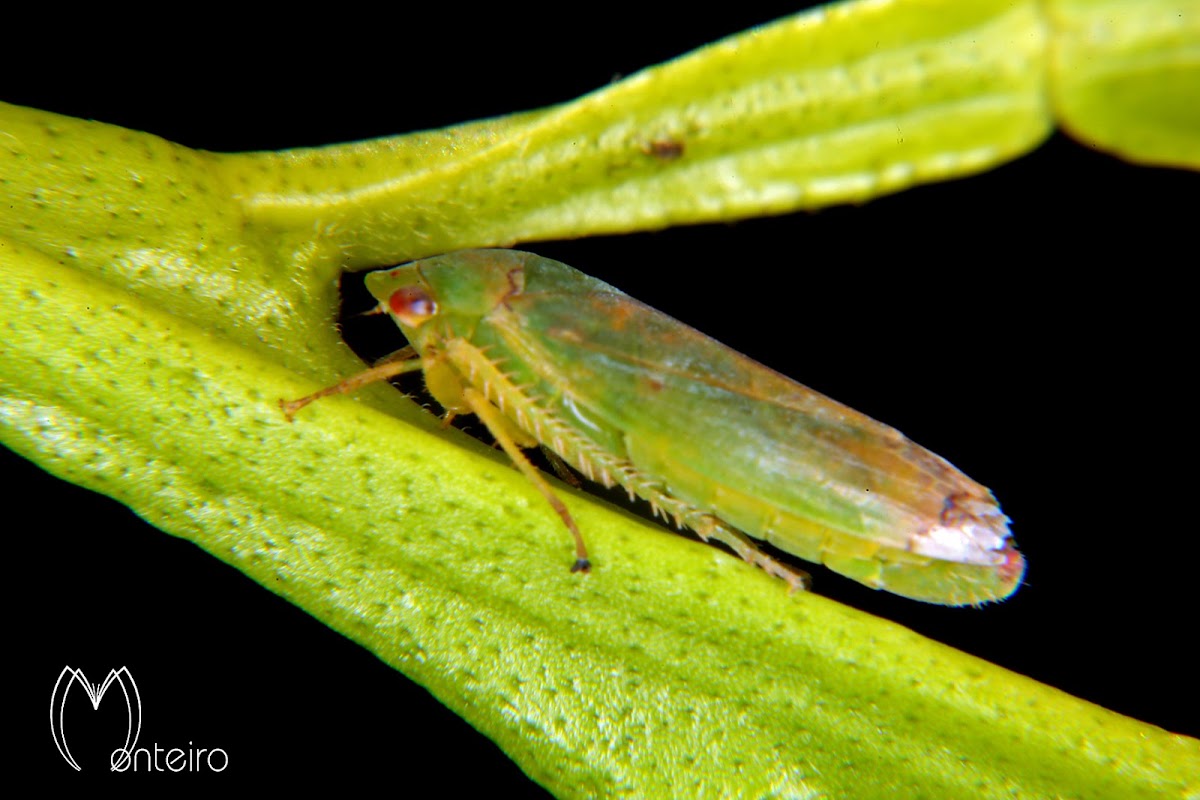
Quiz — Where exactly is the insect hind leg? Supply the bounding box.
[693,517,811,593]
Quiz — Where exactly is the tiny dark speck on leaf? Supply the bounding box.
[642,139,685,161]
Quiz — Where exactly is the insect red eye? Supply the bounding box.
[388,286,437,325]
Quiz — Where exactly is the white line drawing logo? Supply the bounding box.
[50,666,142,771]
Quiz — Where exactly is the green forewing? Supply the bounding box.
[500,257,984,551]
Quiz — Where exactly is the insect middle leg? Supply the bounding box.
[461,387,591,573]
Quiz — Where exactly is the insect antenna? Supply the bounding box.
[355,303,388,318]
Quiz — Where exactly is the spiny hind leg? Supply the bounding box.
[462,387,591,573]
[694,517,811,593]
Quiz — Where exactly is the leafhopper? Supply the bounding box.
[283,250,1024,604]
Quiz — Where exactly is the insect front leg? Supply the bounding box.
[461,387,591,574]
[693,517,811,594]
[280,346,423,420]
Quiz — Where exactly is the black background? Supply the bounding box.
[6,4,1196,791]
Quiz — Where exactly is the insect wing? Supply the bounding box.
[493,273,1017,599]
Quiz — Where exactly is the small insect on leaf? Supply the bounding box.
[283,250,1024,605]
